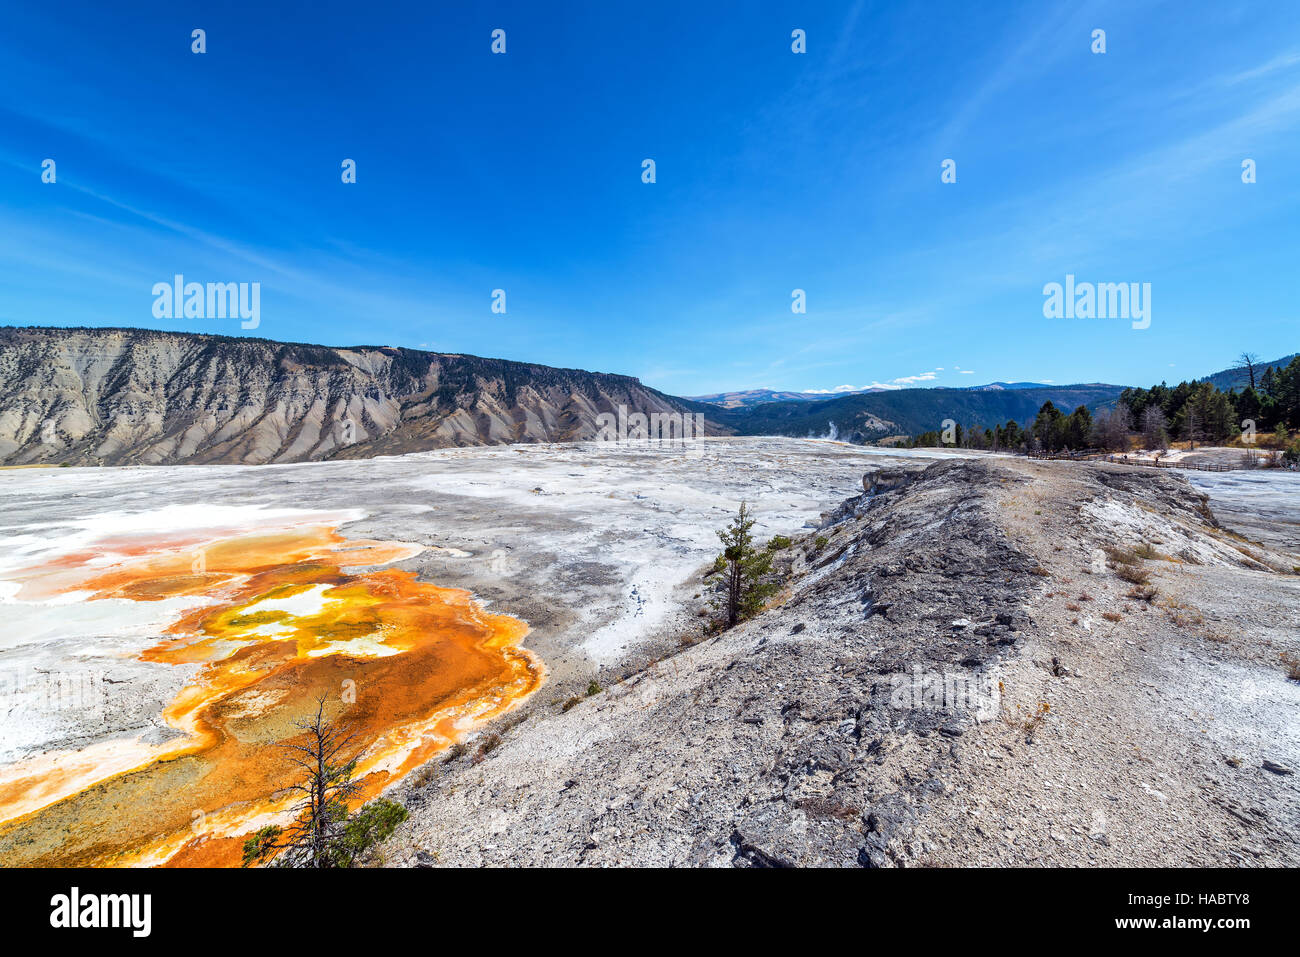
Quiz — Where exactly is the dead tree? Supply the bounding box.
[243,695,361,868]
[1239,352,1260,391]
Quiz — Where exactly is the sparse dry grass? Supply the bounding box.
[1103,545,1139,566]
[1281,652,1300,682]
[1160,596,1204,627]
[472,732,502,763]
[1127,584,1159,603]
[1116,563,1151,585]
[408,761,439,789]
[1017,702,1051,741]
[793,796,861,821]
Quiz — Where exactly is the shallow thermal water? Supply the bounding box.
[0,504,542,866]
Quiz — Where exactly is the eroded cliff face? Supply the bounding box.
[0,327,721,465]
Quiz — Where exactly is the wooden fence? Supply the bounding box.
[1102,456,1235,472]
[1026,451,1243,472]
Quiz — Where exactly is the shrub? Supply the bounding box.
[713,503,780,628]
[242,826,283,867]
[1127,584,1158,603]
[1103,545,1139,566]
[586,679,601,697]
[1020,702,1051,741]
[341,798,408,863]
[1281,652,1300,682]
[472,733,502,763]
[408,762,439,789]
[1115,564,1151,585]
[441,742,467,764]
[766,535,793,551]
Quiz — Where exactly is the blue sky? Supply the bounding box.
[1,1,1297,396]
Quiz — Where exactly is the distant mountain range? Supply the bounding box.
[957,381,1068,392]
[685,388,884,408]
[710,384,1130,443]
[0,327,726,466]
[692,354,1299,442]
[689,381,1064,407]
[1,325,1288,465]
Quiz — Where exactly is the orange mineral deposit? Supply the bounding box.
[0,521,543,867]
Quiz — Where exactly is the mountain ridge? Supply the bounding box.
[1197,353,1299,392]
[2,325,1287,464]
[710,383,1130,442]
[0,326,727,466]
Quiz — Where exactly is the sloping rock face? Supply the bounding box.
[387,459,1047,866]
[383,457,1299,867]
[0,326,723,465]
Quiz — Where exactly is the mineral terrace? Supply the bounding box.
[0,438,1296,867]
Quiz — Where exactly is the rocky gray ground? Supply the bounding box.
[2,440,1295,867]
[379,457,1300,867]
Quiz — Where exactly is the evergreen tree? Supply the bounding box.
[1032,401,1066,451]
[713,502,778,629]
[1064,405,1093,449]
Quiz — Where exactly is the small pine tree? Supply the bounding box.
[713,502,779,629]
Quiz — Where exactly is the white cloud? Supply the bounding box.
[804,368,943,392]
[802,384,870,394]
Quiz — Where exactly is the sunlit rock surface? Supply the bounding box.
[0,326,726,466]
